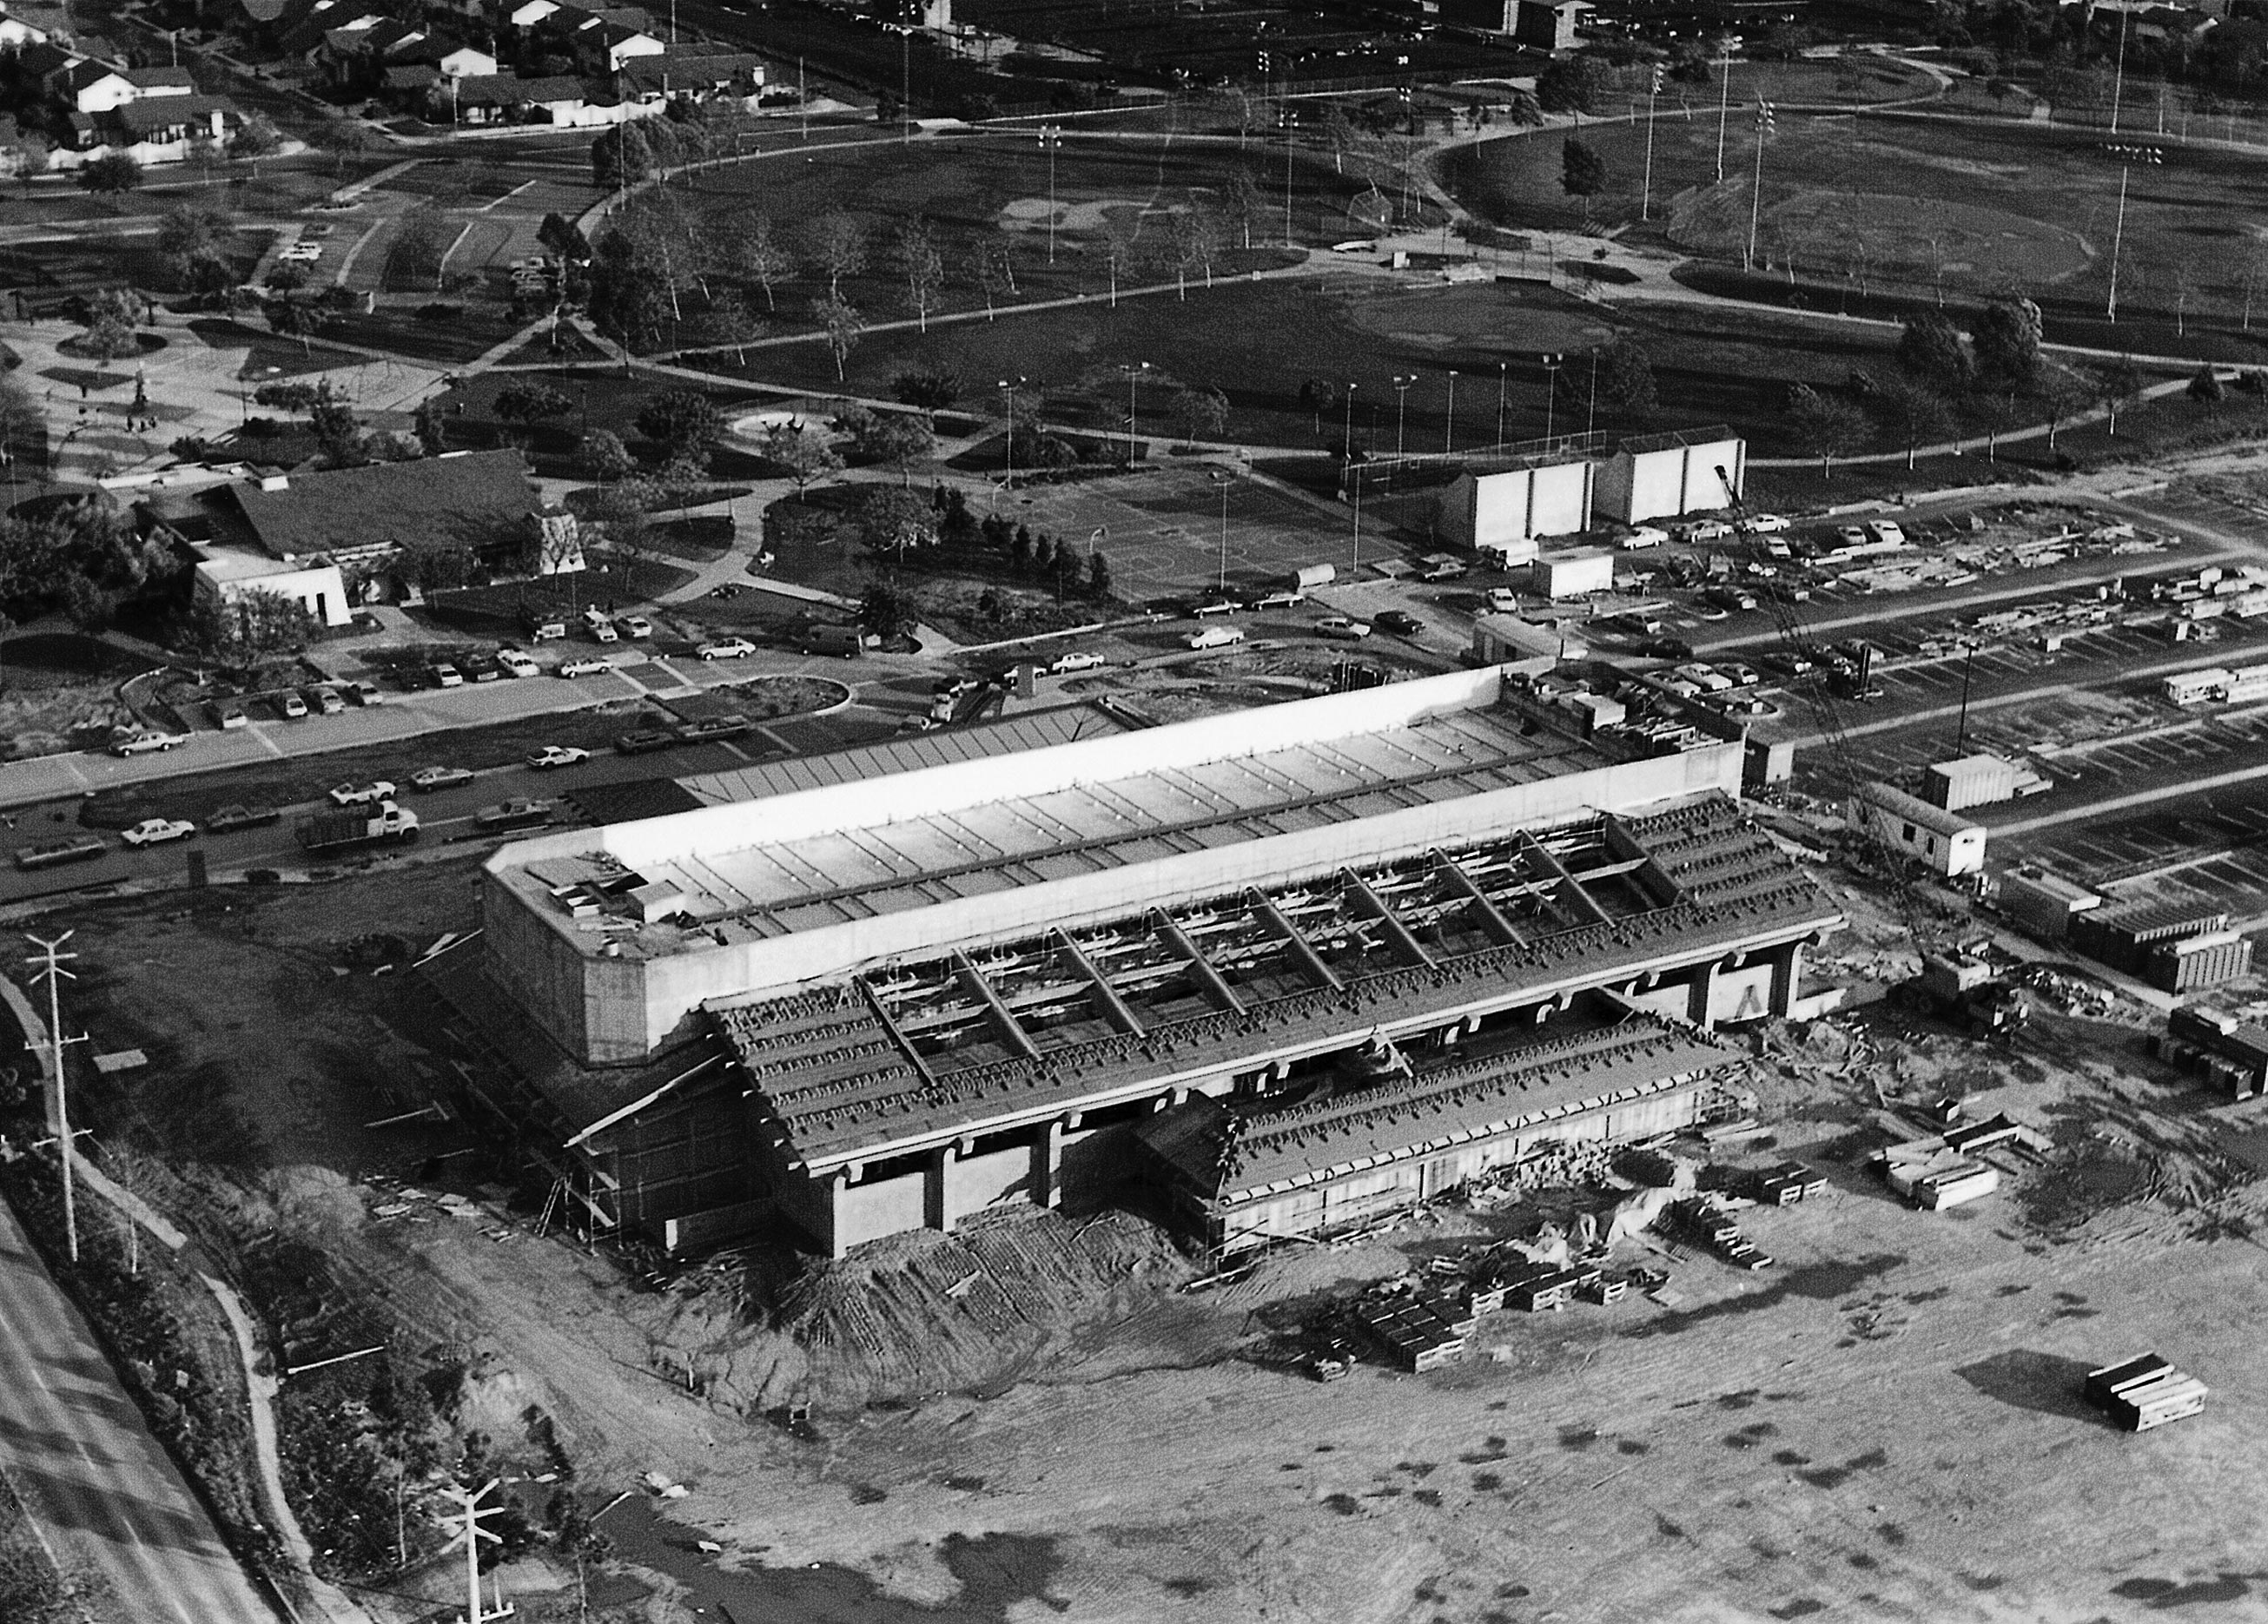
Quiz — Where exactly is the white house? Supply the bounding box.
[192,548,354,630]
[434,41,498,77]
[0,7,50,47]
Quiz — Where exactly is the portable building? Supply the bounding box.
[1471,613,1583,666]
[1850,783,1987,878]
[1437,459,1593,556]
[2225,663,2268,703]
[2146,929,2254,994]
[1924,755,2020,812]
[1593,427,1746,525]
[1530,548,1615,600]
[1997,868,2103,944]
[2073,901,2229,975]
[2163,668,2229,704]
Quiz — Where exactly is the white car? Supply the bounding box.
[1867,520,1908,547]
[696,638,756,661]
[328,780,397,807]
[496,648,540,678]
[1315,616,1372,641]
[209,703,248,730]
[1739,512,1792,535]
[121,817,195,848]
[526,746,591,770]
[281,241,322,263]
[110,729,188,756]
[1682,518,1736,542]
[1619,525,1670,551]
[348,680,384,705]
[410,765,475,791]
[558,657,613,678]
[615,615,653,639]
[1184,625,1246,650]
[1048,650,1107,675]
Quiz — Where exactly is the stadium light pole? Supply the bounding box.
[1121,360,1150,465]
[1039,125,1061,265]
[1715,43,1731,182]
[2110,4,2131,135]
[1641,65,1663,222]
[1392,373,1414,459]
[1343,380,1357,463]
[1540,352,1563,442]
[1210,467,1234,592]
[2106,162,2131,323]
[1495,360,1507,450]
[1745,100,1775,272]
[1443,369,1458,452]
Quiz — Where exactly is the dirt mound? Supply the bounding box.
[768,1208,1193,1410]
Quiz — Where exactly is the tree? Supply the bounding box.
[592,122,656,190]
[894,370,961,419]
[63,574,116,640]
[858,578,915,640]
[811,294,863,381]
[1299,378,1341,439]
[759,424,842,494]
[586,227,671,351]
[538,212,593,266]
[1560,138,1609,226]
[227,116,281,175]
[2037,366,2090,452]
[1169,385,1229,446]
[1896,310,1972,395]
[1596,335,1657,414]
[191,586,317,665]
[1973,294,2042,392]
[155,204,232,292]
[634,388,720,459]
[1870,374,1954,469]
[77,288,140,361]
[495,381,574,443]
[856,488,936,562]
[2185,363,2223,408]
[2097,357,2146,433]
[76,153,142,196]
[1167,201,1220,297]
[1504,87,1545,126]
[718,214,788,311]
[306,117,380,175]
[1087,548,1114,601]
[894,216,944,332]
[308,387,363,465]
[803,212,866,299]
[700,287,764,364]
[863,413,935,485]
[265,297,321,356]
[4,127,50,195]
[1968,389,2019,461]
[1786,384,1868,477]
[1537,54,1618,116]
[388,204,451,292]
[576,430,636,484]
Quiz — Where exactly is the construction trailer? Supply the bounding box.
[1850,783,1987,879]
[1436,459,1594,559]
[1531,548,1616,600]
[2072,902,2231,977]
[2084,1353,2207,1433]
[1593,427,1747,525]
[1997,868,2104,944]
[2164,668,2232,704]
[1471,612,1584,667]
[2151,1004,2268,1099]
[1924,755,2049,811]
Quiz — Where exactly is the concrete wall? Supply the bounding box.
[942,1141,1035,1225]
[1704,962,1775,1025]
[1596,439,1746,525]
[835,1166,928,1254]
[613,742,1747,1057]
[1441,463,1592,550]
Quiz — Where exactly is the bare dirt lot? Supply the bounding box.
[27,856,2268,1623]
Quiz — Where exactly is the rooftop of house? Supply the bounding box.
[110,95,231,135]
[456,72,590,104]
[222,449,536,558]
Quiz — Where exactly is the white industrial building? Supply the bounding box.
[1594,426,1746,525]
[190,549,354,629]
[1436,457,1594,562]
[471,670,1843,1255]
[1851,782,1987,878]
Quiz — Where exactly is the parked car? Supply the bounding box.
[1866,519,1908,546]
[15,835,107,871]
[559,657,613,678]
[1048,650,1107,674]
[1252,591,1306,611]
[581,608,618,643]
[614,615,653,639]
[347,680,384,705]
[205,803,281,834]
[121,817,196,848]
[1618,525,1670,551]
[496,648,540,678]
[1760,651,1814,677]
[1739,512,1792,534]
[431,663,463,689]
[1703,584,1757,612]
[311,687,345,715]
[1315,616,1372,641]
[526,745,591,770]
[1679,518,1736,543]
[1190,597,1242,619]
[328,780,397,807]
[209,703,248,730]
[461,654,502,683]
[696,637,756,661]
[675,713,750,743]
[615,728,679,755]
[410,765,475,792]
[1638,636,1695,660]
[520,610,567,642]
[110,729,188,756]
[277,692,309,719]
[1373,610,1424,636]
[1184,625,1246,650]
[474,797,554,832]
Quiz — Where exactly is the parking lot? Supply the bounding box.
[2013,793,2268,921]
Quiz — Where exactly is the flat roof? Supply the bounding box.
[676,705,1128,809]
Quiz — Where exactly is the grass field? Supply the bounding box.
[1445,111,2268,331]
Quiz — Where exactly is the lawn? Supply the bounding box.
[1444,110,2268,334]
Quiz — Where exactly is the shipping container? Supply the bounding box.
[2146,929,2254,993]
[1925,754,2020,811]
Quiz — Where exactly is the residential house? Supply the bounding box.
[0,4,50,48]
[620,50,764,109]
[453,70,591,123]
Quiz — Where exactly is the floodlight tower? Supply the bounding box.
[439,1480,514,1624]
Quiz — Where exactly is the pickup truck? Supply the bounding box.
[297,802,420,855]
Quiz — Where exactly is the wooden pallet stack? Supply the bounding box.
[2084,1352,2208,1433]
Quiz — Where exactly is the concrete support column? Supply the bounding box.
[1769,941,1806,1017]
[1032,1117,1068,1209]
[1688,959,1721,1027]
[925,1143,955,1232]
[828,1170,851,1260]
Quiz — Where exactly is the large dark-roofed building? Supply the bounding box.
[227,449,542,562]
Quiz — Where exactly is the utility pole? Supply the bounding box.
[1641,65,1663,222]
[1541,352,1562,442]
[1715,43,1731,182]
[1121,360,1150,465]
[2110,4,2131,135]
[1495,360,1507,450]
[26,933,89,1265]
[1745,101,1775,272]
[1443,369,1457,453]
[1039,125,1061,264]
[2106,162,2130,322]
[1954,643,1977,753]
[440,1480,513,1624]
[1392,373,1413,459]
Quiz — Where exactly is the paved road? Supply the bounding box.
[0,1198,276,1624]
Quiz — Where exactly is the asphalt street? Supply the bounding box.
[0,1198,275,1624]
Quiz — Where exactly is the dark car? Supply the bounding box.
[460,654,503,683]
[1141,596,1194,620]
[1373,610,1424,636]
[615,728,679,756]
[205,803,282,834]
[675,713,751,743]
[1638,636,1695,661]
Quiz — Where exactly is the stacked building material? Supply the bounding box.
[1875,1140,2000,1210]
[2072,903,2230,977]
[1352,1297,1468,1373]
[1749,1162,1828,1205]
[1670,1195,1772,1268]
[2145,930,2253,994]
[2084,1353,2207,1433]
[2152,1005,2268,1100]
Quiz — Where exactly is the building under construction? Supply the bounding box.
[457,669,1843,1255]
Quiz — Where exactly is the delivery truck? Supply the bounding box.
[298,802,420,855]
